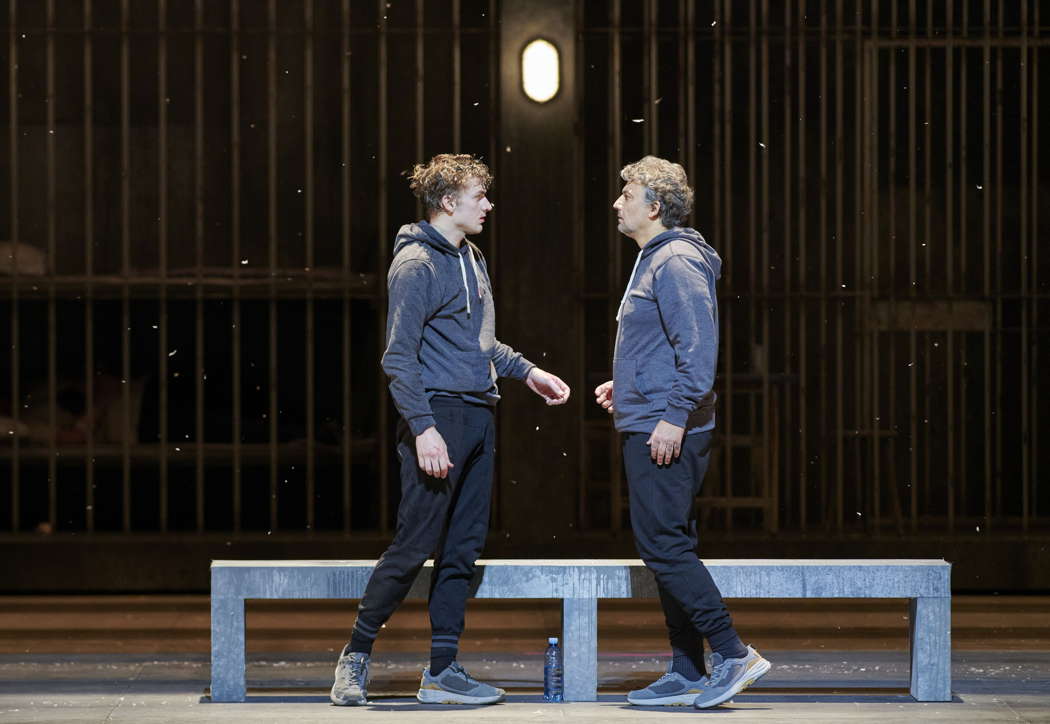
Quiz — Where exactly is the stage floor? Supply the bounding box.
[0,596,1047,721]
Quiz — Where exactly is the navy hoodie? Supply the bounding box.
[612,227,722,434]
[381,221,535,436]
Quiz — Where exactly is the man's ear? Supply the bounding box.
[648,201,662,222]
[440,193,457,215]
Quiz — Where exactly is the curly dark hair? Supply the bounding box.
[407,154,493,215]
[620,155,694,228]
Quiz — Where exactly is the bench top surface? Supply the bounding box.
[211,558,949,568]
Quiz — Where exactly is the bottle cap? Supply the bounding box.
[548,636,558,645]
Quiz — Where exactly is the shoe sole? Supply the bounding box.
[694,657,772,710]
[416,688,505,705]
[329,690,367,706]
[627,692,702,706]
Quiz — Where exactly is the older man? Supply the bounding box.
[595,156,770,709]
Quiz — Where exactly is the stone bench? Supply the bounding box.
[210,558,951,703]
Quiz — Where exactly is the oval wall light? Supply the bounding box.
[521,38,559,103]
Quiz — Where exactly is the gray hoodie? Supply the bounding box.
[381,221,535,436]
[612,227,722,434]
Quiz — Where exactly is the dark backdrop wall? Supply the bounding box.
[0,0,1047,591]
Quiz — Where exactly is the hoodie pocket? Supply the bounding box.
[613,358,650,410]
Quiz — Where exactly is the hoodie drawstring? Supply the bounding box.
[458,246,484,319]
[458,253,472,318]
[616,251,643,322]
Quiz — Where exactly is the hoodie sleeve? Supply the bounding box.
[652,253,718,428]
[491,340,535,381]
[381,258,440,436]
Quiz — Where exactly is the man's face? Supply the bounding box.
[613,181,654,237]
[445,178,494,235]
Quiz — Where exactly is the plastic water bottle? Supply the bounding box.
[543,636,564,702]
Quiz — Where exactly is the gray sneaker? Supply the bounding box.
[330,648,369,706]
[416,661,506,705]
[693,645,771,709]
[627,667,709,706]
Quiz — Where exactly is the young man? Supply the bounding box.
[331,154,570,706]
[594,156,770,709]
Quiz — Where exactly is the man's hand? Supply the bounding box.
[647,420,685,465]
[594,381,614,414]
[526,368,571,405]
[415,426,454,479]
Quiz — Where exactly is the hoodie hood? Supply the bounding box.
[640,226,722,280]
[392,221,462,258]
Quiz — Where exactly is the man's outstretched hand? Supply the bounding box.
[526,368,571,405]
[594,380,614,414]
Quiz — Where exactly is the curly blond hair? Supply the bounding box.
[620,156,694,228]
[407,154,493,215]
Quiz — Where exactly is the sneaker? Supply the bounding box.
[692,645,771,709]
[416,661,506,705]
[626,667,709,706]
[330,648,369,706]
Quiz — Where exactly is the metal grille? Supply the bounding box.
[0,0,499,535]
[577,0,1048,537]
[1,0,1046,543]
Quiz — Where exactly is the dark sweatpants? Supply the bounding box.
[623,429,739,663]
[352,397,496,650]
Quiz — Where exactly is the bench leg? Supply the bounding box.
[210,595,246,702]
[909,596,951,701]
[562,597,598,701]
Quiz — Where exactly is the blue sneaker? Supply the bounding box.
[416,661,506,705]
[627,667,709,706]
[693,646,771,709]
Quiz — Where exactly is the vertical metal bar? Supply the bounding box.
[908,0,917,532]
[452,0,461,152]
[852,0,862,530]
[158,0,169,531]
[818,0,828,532]
[757,0,768,532]
[645,0,657,151]
[724,0,737,531]
[83,0,95,533]
[1030,3,1039,523]
[686,0,695,180]
[713,0,726,517]
[304,0,316,532]
[797,0,807,532]
[776,0,789,530]
[194,0,205,532]
[868,1,880,533]
[993,0,1003,522]
[268,0,279,533]
[120,0,131,533]
[230,0,242,533]
[888,0,900,534]
[958,2,968,522]
[46,0,57,530]
[609,0,623,533]
[573,0,585,532]
[922,0,932,517]
[415,0,423,189]
[377,0,390,533]
[8,0,19,532]
[486,0,497,274]
[834,0,844,533]
[780,0,792,531]
[677,0,686,163]
[982,0,991,531]
[945,0,955,533]
[1020,0,1029,531]
[340,0,351,533]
